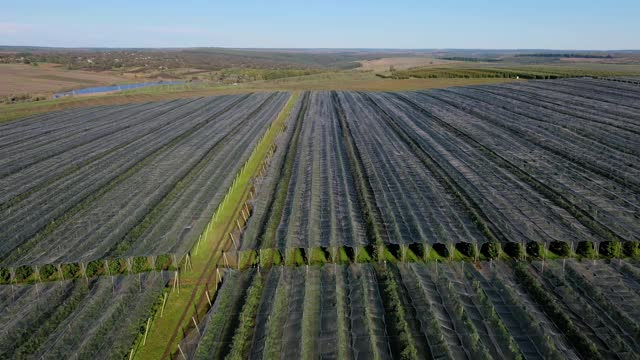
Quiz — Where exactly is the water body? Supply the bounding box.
[53,81,185,98]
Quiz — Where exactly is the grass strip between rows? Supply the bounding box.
[131,92,298,360]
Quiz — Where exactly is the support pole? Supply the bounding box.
[143,317,152,345]
[57,264,64,281]
[205,288,212,307]
[195,234,202,255]
[178,345,187,360]
[160,292,168,318]
[192,316,200,335]
[541,242,548,275]
[80,262,88,283]
[230,233,238,250]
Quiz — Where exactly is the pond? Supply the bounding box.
[53,81,185,98]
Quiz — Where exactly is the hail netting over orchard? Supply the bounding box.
[239,79,639,251]
[242,92,369,251]
[0,93,290,267]
[0,272,167,358]
[182,260,640,359]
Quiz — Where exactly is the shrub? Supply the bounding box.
[62,263,81,278]
[86,260,103,278]
[622,242,639,258]
[456,242,476,258]
[481,242,501,259]
[549,241,570,256]
[432,243,450,258]
[576,242,596,258]
[133,257,150,273]
[503,242,524,259]
[40,264,57,280]
[16,265,33,282]
[155,254,172,270]
[109,258,124,274]
[526,242,542,258]
[0,268,10,284]
[598,241,620,258]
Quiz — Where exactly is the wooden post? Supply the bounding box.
[541,242,548,275]
[160,292,168,318]
[192,316,200,335]
[178,344,187,360]
[195,234,202,255]
[80,262,88,283]
[230,233,238,249]
[205,288,212,307]
[143,317,152,345]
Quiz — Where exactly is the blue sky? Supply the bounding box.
[1,0,638,49]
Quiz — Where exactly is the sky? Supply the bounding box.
[1,0,639,50]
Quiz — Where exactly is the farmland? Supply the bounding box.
[1,77,639,359]
[0,92,289,275]
[240,78,639,263]
[182,259,640,359]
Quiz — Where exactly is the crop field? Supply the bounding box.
[1,77,639,359]
[0,92,289,279]
[0,272,166,359]
[240,78,639,263]
[179,260,640,359]
[384,65,640,80]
